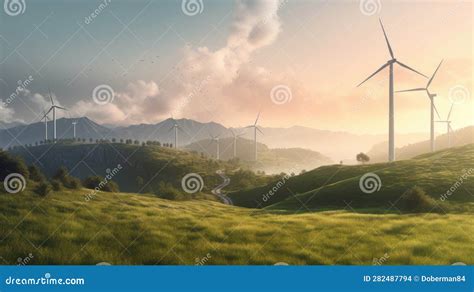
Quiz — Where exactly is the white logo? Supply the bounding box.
[448,85,470,105]
[181,0,203,16]
[92,84,115,105]
[359,172,382,194]
[359,0,381,16]
[3,173,26,194]
[181,173,204,194]
[270,85,292,105]
[4,0,26,16]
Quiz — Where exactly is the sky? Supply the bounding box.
[0,0,472,135]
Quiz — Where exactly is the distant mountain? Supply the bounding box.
[0,121,24,129]
[186,137,332,174]
[0,117,111,149]
[0,116,429,162]
[367,126,474,162]
[239,126,427,162]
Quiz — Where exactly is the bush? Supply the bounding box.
[155,182,184,200]
[28,165,46,182]
[82,176,119,193]
[51,180,62,191]
[34,182,52,197]
[0,151,29,181]
[396,187,440,213]
[53,167,81,189]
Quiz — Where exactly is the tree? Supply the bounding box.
[356,152,370,164]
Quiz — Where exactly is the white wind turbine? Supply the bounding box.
[40,109,50,141]
[230,129,244,158]
[72,121,77,139]
[246,111,263,161]
[44,88,67,142]
[357,19,428,162]
[397,60,443,152]
[209,134,221,160]
[436,103,455,148]
[168,119,181,149]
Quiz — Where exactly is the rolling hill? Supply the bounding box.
[185,137,332,174]
[367,126,474,162]
[8,143,273,195]
[229,144,474,210]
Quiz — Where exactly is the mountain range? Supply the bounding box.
[0,117,436,162]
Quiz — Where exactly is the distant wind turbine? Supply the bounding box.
[44,88,67,142]
[246,111,263,161]
[168,119,181,149]
[72,121,77,139]
[209,134,221,160]
[436,103,455,148]
[230,129,244,158]
[40,109,50,141]
[397,60,443,152]
[357,19,428,162]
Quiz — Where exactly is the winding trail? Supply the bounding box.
[211,170,233,205]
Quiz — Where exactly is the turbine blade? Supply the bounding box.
[427,59,443,88]
[55,106,68,110]
[45,107,53,116]
[447,103,454,121]
[395,88,426,93]
[254,111,261,126]
[357,63,389,87]
[256,127,264,135]
[379,18,394,59]
[449,124,454,133]
[433,103,442,120]
[396,61,428,78]
[48,88,54,105]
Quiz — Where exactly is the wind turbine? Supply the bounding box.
[357,19,428,162]
[230,129,244,158]
[246,111,263,161]
[40,109,50,141]
[168,119,181,149]
[397,60,443,152]
[436,103,455,148]
[209,134,221,160]
[44,88,67,142]
[72,121,77,139]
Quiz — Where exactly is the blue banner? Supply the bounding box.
[0,266,472,291]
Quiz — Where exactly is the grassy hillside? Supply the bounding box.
[230,144,474,210]
[186,137,332,174]
[9,143,273,195]
[367,126,474,162]
[0,188,472,265]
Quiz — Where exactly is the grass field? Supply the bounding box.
[0,188,472,265]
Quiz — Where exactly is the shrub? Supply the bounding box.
[155,182,184,200]
[53,167,81,189]
[82,176,119,192]
[0,151,29,181]
[51,180,62,191]
[397,187,439,213]
[34,182,52,197]
[28,165,46,182]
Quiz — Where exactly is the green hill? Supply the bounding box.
[0,187,472,265]
[8,143,272,196]
[229,144,474,210]
[186,137,332,174]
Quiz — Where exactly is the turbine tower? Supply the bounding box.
[230,129,243,158]
[72,121,77,139]
[397,60,443,152]
[246,111,263,161]
[40,110,50,141]
[436,103,455,148]
[44,88,67,142]
[209,134,221,160]
[357,19,427,162]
